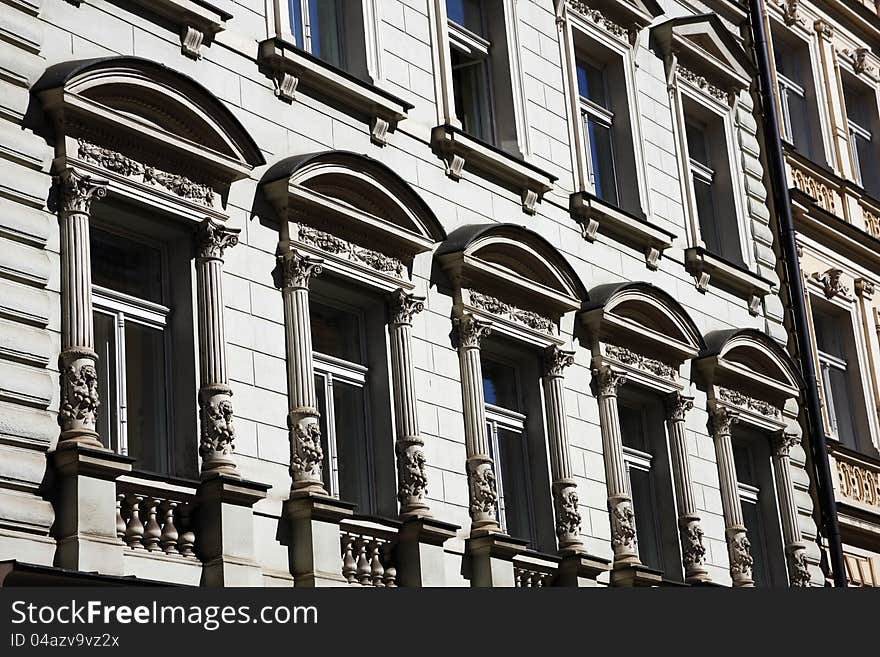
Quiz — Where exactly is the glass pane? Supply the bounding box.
[732,442,756,487]
[812,309,843,357]
[829,367,858,449]
[855,134,878,194]
[786,91,811,153]
[315,374,331,493]
[452,49,492,144]
[124,322,167,473]
[685,122,709,167]
[481,359,518,410]
[447,0,484,34]
[576,61,607,108]
[90,228,163,303]
[333,381,370,511]
[310,301,363,363]
[588,118,618,205]
[693,176,721,254]
[289,0,303,47]
[630,467,662,571]
[497,428,532,544]
[741,501,769,587]
[309,0,344,68]
[93,311,117,451]
[618,405,648,452]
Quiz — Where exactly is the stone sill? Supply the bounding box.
[430,124,557,215]
[258,38,412,146]
[685,246,772,315]
[571,191,674,270]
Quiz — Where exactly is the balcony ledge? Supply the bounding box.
[258,38,412,146]
[571,191,674,270]
[431,124,557,215]
[131,0,231,59]
[685,246,773,315]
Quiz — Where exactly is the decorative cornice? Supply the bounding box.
[812,268,849,299]
[676,66,729,103]
[566,1,630,42]
[468,290,555,334]
[718,387,782,419]
[77,140,215,206]
[604,343,676,379]
[543,345,575,378]
[389,288,425,325]
[296,224,405,278]
[196,218,239,261]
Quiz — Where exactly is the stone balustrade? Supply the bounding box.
[831,447,880,513]
[512,554,558,588]
[115,477,199,559]
[339,518,399,587]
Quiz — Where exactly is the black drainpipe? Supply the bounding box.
[746,0,847,586]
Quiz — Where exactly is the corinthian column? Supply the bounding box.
[593,365,638,565]
[665,392,710,583]
[389,289,431,518]
[455,313,500,534]
[542,346,585,553]
[57,169,108,448]
[709,405,754,587]
[772,430,812,587]
[280,249,327,495]
[196,219,240,479]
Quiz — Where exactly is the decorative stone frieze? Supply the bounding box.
[813,268,849,299]
[468,290,555,334]
[718,387,782,419]
[778,0,804,27]
[841,47,875,75]
[790,166,838,214]
[566,1,629,41]
[676,66,729,103]
[604,343,676,379]
[836,455,880,510]
[297,224,405,278]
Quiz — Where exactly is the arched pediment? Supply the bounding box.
[581,282,705,363]
[36,57,264,184]
[698,328,802,408]
[437,224,585,319]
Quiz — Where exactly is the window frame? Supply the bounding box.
[576,57,619,206]
[448,7,496,146]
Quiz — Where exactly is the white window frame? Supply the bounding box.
[577,61,618,203]
[621,444,665,565]
[485,402,535,539]
[848,118,872,188]
[448,9,495,145]
[777,71,807,145]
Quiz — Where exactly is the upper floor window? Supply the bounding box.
[576,58,617,206]
[618,397,681,580]
[284,0,370,79]
[482,357,535,544]
[683,104,744,267]
[774,33,819,159]
[843,78,880,198]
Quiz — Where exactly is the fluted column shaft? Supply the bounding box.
[196,219,239,479]
[281,250,327,495]
[772,431,812,587]
[709,405,754,587]
[58,169,108,448]
[665,393,709,582]
[455,314,499,534]
[593,365,638,565]
[389,289,430,518]
[542,346,584,553]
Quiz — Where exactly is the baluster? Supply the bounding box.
[341,533,357,584]
[355,537,371,586]
[115,494,126,541]
[177,503,195,558]
[370,539,385,587]
[514,568,524,588]
[123,494,145,549]
[160,501,179,555]
[142,498,161,551]
[381,543,397,587]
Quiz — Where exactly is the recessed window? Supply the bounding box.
[618,398,681,580]
[774,32,820,160]
[843,78,880,198]
[286,0,369,79]
[576,58,618,206]
[91,228,171,475]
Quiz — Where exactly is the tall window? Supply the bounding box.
[844,79,880,198]
[311,299,374,511]
[482,357,535,544]
[618,398,681,580]
[576,58,617,205]
[683,106,744,266]
[448,0,493,144]
[812,304,863,450]
[732,435,785,587]
[91,227,171,474]
[775,40,812,154]
[285,0,369,79]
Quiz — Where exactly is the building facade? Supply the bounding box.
[764,0,880,587]
[0,0,824,587]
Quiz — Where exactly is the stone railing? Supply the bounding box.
[830,447,880,513]
[339,518,399,587]
[785,153,843,218]
[512,553,558,588]
[115,476,199,559]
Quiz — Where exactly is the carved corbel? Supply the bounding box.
[180,25,205,59]
[273,71,299,103]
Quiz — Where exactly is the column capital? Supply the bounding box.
[709,404,739,437]
[772,429,801,458]
[281,250,324,289]
[57,168,108,215]
[197,218,240,261]
[454,314,492,349]
[389,288,425,326]
[665,391,694,422]
[592,364,626,398]
[543,345,575,378]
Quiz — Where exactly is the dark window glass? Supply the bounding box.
[587,119,618,205]
[447,0,484,34]
[452,49,492,144]
[124,321,167,473]
[742,500,769,587]
[90,228,163,303]
[496,427,532,542]
[94,311,117,448]
[333,380,369,508]
[619,405,648,452]
[482,359,518,409]
[310,301,363,363]
[576,60,608,107]
[630,467,662,570]
[685,122,710,167]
